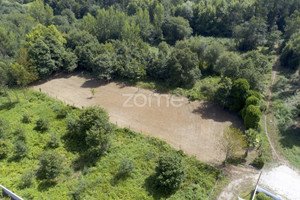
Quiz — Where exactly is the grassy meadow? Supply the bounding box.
[0,89,221,200]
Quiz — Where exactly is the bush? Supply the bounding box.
[251,156,265,169]
[68,106,115,153]
[245,96,260,107]
[255,192,273,200]
[244,105,261,129]
[54,105,69,118]
[155,153,185,192]
[22,113,32,123]
[13,140,29,159]
[36,151,63,180]
[47,133,60,148]
[0,140,9,159]
[14,127,26,141]
[230,78,250,111]
[118,159,135,177]
[19,171,34,189]
[36,118,49,132]
[0,117,8,138]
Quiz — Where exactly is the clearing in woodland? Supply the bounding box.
[31,73,243,165]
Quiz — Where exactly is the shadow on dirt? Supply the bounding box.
[192,102,244,129]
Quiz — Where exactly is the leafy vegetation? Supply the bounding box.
[270,67,300,168]
[0,0,300,197]
[0,90,221,199]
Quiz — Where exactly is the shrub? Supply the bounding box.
[245,96,260,107]
[145,151,156,161]
[244,105,261,129]
[230,78,250,111]
[13,140,29,159]
[47,133,60,148]
[118,159,135,177]
[22,113,32,123]
[155,153,185,192]
[69,179,88,200]
[54,105,69,118]
[36,151,63,180]
[14,127,26,141]
[68,106,115,153]
[36,118,49,132]
[19,171,34,189]
[0,117,8,138]
[255,192,273,200]
[251,156,265,169]
[0,140,9,159]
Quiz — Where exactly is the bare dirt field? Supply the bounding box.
[31,73,243,164]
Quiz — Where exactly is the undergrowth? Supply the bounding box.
[0,89,221,199]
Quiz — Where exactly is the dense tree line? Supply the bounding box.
[1,0,297,135]
[0,0,299,194]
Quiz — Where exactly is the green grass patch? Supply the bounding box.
[268,66,300,169]
[0,89,221,199]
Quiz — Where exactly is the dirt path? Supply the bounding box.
[264,55,283,162]
[31,73,243,165]
[218,55,300,200]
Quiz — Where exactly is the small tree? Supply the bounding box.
[13,140,29,159]
[244,105,261,129]
[0,62,11,103]
[67,106,115,153]
[36,118,49,132]
[90,88,95,98]
[0,140,9,159]
[230,78,250,111]
[19,171,34,189]
[10,62,37,99]
[36,151,63,180]
[215,77,232,107]
[47,132,60,148]
[155,153,185,192]
[118,159,135,178]
[22,113,32,124]
[220,127,247,166]
[244,129,260,157]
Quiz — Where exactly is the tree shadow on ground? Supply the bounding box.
[110,173,131,186]
[279,124,300,149]
[63,136,102,171]
[143,174,173,200]
[192,102,244,128]
[72,151,102,172]
[37,180,57,192]
[0,102,17,111]
[81,79,108,88]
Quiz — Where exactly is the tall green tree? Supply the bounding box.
[233,17,267,51]
[230,78,250,111]
[26,24,71,78]
[280,31,300,70]
[215,77,233,108]
[214,52,242,79]
[166,47,200,87]
[162,16,192,44]
[28,0,54,26]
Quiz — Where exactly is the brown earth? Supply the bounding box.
[31,73,243,165]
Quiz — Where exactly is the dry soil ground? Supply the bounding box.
[31,73,243,165]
